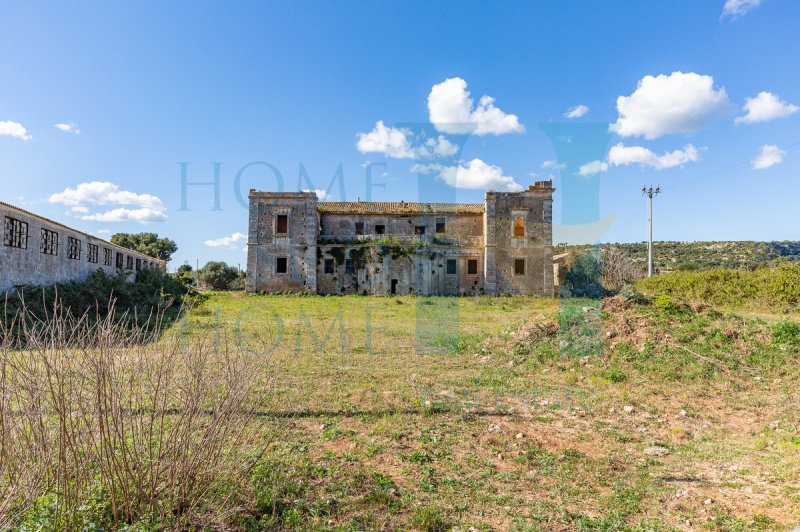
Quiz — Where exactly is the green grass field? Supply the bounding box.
[174,292,800,530]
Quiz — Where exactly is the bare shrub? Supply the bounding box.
[0,302,273,528]
[601,246,645,292]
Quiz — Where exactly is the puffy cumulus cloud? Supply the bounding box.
[302,189,331,200]
[612,72,730,139]
[751,145,785,170]
[722,0,761,18]
[356,121,414,159]
[204,232,248,250]
[735,91,798,124]
[427,77,524,136]
[421,135,459,157]
[81,208,167,223]
[608,143,701,169]
[577,160,608,176]
[0,120,32,141]
[54,122,81,134]
[564,104,589,118]
[49,181,167,224]
[414,158,522,192]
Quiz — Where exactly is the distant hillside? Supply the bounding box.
[559,241,800,271]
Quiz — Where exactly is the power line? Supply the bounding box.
[642,185,661,277]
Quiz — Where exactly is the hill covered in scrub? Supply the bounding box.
[561,241,800,272]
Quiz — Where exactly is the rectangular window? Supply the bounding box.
[355,222,364,235]
[116,252,124,269]
[514,215,525,237]
[375,224,385,235]
[435,217,446,234]
[276,214,288,234]
[324,258,335,274]
[467,259,478,275]
[414,225,425,235]
[514,258,526,275]
[103,248,113,266]
[3,217,28,249]
[276,256,288,273]
[135,258,142,271]
[67,237,81,260]
[446,259,457,275]
[40,229,58,255]
[345,258,354,274]
[126,256,134,270]
[87,243,99,263]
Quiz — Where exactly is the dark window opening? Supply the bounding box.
[446,259,457,275]
[414,225,425,235]
[88,243,99,263]
[103,248,113,266]
[276,256,288,273]
[4,216,28,249]
[345,258,354,274]
[514,216,525,237]
[375,224,385,235]
[41,229,58,255]
[135,258,142,271]
[324,258,335,274]
[435,217,446,234]
[67,237,81,260]
[514,258,526,275]
[355,222,364,235]
[390,279,398,295]
[276,214,288,234]
[116,252,124,269]
[126,256,134,270]
[467,259,478,275]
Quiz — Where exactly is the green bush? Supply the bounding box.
[637,262,800,312]
[620,283,647,304]
[771,321,800,347]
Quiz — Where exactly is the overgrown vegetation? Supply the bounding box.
[110,232,178,262]
[637,261,800,312]
[194,261,246,291]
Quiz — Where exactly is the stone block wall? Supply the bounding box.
[0,201,165,294]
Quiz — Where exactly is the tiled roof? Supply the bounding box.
[317,201,484,215]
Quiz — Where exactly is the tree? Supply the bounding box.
[195,261,241,291]
[111,232,178,262]
[176,264,194,286]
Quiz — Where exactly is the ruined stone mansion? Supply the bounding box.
[245,181,555,296]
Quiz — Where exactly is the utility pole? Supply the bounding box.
[642,185,661,277]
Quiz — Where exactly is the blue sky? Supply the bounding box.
[1,0,798,268]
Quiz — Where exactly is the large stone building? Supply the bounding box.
[246,181,555,296]
[1,201,165,293]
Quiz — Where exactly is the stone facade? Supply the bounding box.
[246,181,555,296]
[0,201,166,294]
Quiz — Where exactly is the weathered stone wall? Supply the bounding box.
[246,191,318,293]
[485,183,554,296]
[0,202,165,294]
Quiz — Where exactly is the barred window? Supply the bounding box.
[103,248,113,266]
[67,237,82,260]
[467,259,479,275]
[126,256,134,270]
[446,259,457,275]
[87,243,99,263]
[40,229,58,255]
[3,217,28,249]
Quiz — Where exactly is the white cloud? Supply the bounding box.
[541,160,565,170]
[302,189,331,200]
[608,143,701,169]
[612,72,730,139]
[49,181,167,224]
[204,232,248,250]
[722,0,761,18]
[422,135,459,157]
[54,122,81,135]
[97,229,111,235]
[577,160,608,176]
[427,77,525,136]
[414,158,522,191]
[735,91,798,124]
[751,145,785,169]
[564,105,589,118]
[356,121,414,159]
[81,208,167,223]
[0,120,32,141]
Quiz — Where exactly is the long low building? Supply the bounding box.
[1,201,165,293]
[246,181,555,296]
